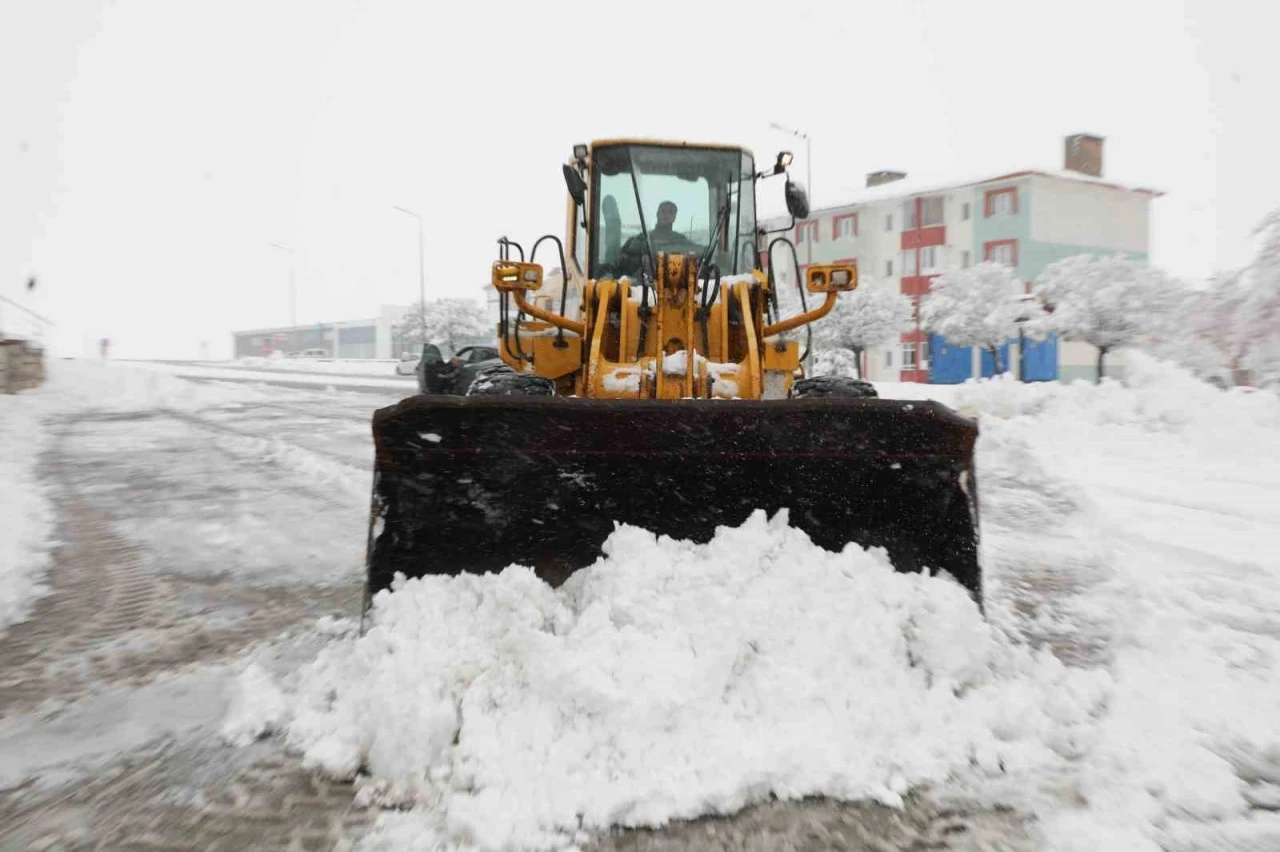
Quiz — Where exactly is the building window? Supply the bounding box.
[885,214,893,232]
[961,202,971,221]
[962,250,971,267]
[920,245,943,273]
[901,250,918,277]
[984,239,1018,267]
[832,213,858,240]
[920,196,944,227]
[884,349,893,368]
[984,187,1018,217]
[902,201,918,231]
[919,340,929,367]
[885,259,893,277]
[901,343,917,369]
[796,221,819,244]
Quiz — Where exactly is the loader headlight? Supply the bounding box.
[492,260,544,291]
[805,263,859,293]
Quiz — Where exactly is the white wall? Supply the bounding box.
[1029,176,1151,252]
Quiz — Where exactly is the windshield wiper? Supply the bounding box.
[697,200,731,280]
[624,152,656,362]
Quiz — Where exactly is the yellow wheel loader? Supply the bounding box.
[364,139,981,611]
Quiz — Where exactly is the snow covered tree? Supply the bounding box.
[1238,207,1280,388]
[398,297,491,354]
[1144,271,1247,387]
[920,262,1033,375]
[811,347,863,379]
[811,277,914,378]
[1028,253,1168,383]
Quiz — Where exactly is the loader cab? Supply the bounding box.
[580,143,759,281]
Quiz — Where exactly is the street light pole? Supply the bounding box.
[269,243,296,328]
[392,205,427,347]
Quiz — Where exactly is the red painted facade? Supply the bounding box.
[900,225,945,251]
[894,195,949,383]
[900,275,933,297]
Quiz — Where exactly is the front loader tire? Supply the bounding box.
[465,365,556,397]
[791,376,879,399]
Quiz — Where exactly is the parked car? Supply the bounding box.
[395,350,420,376]
[416,344,502,395]
[301,348,329,359]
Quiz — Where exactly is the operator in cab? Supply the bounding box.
[615,200,698,278]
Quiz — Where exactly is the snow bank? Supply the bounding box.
[946,351,1280,440]
[930,354,1280,851]
[230,356,403,377]
[254,511,1104,852]
[122,359,415,390]
[0,382,58,633]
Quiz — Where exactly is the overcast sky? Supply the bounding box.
[3,0,1277,358]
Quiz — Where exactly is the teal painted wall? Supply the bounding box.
[971,179,1031,272]
[1020,241,1148,284]
[971,181,1147,282]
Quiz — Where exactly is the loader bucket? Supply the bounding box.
[365,395,981,606]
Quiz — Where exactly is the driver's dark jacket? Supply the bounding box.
[615,226,698,277]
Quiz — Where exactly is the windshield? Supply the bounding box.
[590,145,756,280]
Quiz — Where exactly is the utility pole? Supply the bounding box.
[392,205,427,346]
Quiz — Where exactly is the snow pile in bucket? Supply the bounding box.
[249,510,1109,851]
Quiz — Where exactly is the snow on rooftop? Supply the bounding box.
[793,167,1164,220]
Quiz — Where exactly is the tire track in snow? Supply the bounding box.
[0,411,364,718]
[160,406,373,508]
[0,405,374,849]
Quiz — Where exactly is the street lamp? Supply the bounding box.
[391,204,427,345]
[269,242,296,328]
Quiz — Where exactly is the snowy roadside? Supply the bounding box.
[218,352,1280,852]
[0,360,272,635]
[123,359,417,389]
[0,381,60,632]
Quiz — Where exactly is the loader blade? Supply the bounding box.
[365,395,981,604]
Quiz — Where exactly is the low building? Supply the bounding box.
[767,134,1164,383]
[232,304,413,359]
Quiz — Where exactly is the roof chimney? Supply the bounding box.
[1064,134,1104,177]
[866,170,907,188]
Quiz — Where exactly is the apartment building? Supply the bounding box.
[767,134,1164,383]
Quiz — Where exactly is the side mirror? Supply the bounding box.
[806,263,858,293]
[562,164,586,206]
[785,179,810,220]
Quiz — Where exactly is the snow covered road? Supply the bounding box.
[0,363,392,849]
[1,357,1278,851]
